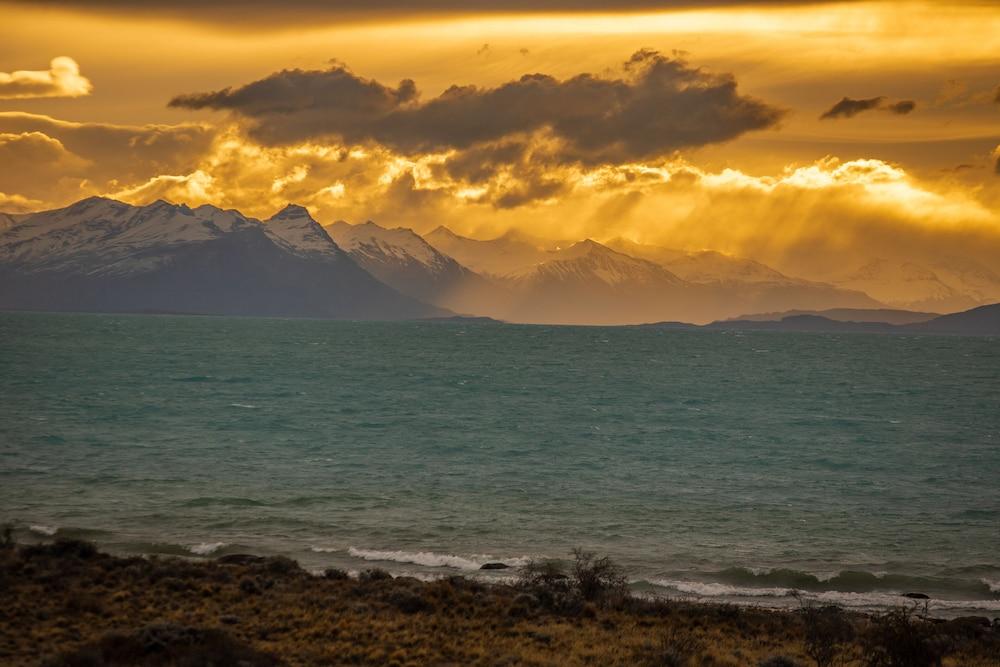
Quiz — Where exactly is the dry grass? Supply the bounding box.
[0,540,997,666]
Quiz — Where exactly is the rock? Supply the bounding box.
[480,562,511,570]
[902,592,930,599]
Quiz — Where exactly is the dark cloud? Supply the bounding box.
[821,96,919,119]
[994,86,1000,104]
[819,96,885,120]
[10,1,855,27]
[885,100,916,115]
[170,51,784,165]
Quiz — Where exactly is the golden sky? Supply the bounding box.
[1,0,998,279]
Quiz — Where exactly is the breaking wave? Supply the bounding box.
[188,542,226,556]
[346,547,531,571]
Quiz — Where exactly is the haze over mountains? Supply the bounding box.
[1,196,998,328]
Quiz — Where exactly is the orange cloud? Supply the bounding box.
[0,57,92,99]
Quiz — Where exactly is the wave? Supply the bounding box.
[707,567,998,598]
[29,524,58,536]
[182,496,266,507]
[188,542,226,556]
[229,403,258,409]
[645,578,1000,613]
[346,547,531,571]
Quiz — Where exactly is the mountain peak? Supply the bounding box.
[428,225,461,240]
[270,203,312,220]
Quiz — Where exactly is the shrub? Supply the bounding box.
[359,568,392,583]
[518,558,574,610]
[323,567,349,580]
[798,602,854,667]
[860,608,950,667]
[571,548,628,604]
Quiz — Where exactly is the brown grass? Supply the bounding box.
[0,540,997,666]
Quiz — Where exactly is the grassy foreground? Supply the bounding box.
[0,540,997,666]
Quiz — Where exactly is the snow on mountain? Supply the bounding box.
[833,259,980,313]
[0,197,446,320]
[926,258,1000,305]
[326,220,505,314]
[264,204,345,260]
[508,239,685,287]
[0,213,21,231]
[606,238,795,284]
[0,197,256,275]
[424,226,570,277]
[498,239,712,324]
[327,221,451,271]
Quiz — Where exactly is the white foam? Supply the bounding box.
[347,547,531,571]
[650,579,793,598]
[647,578,1000,613]
[982,578,1000,594]
[309,546,338,553]
[29,524,58,536]
[189,542,226,555]
[230,403,258,409]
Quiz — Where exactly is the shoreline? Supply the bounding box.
[14,525,1000,621]
[2,540,997,666]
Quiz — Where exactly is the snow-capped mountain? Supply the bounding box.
[424,226,570,277]
[264,204,346,261]
[507,239,685,287]
[0,197,445,320]
[0,197,257,276]
[326,220,506,314]
[499,239,715,324]
[832,259,984,313]
[605,238,790,284]
[603,237,881,316]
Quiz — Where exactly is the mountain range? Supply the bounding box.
[1,197,997,331]
[0,198,443,320]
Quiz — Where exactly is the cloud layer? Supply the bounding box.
[0,57,92,99]
[169,51,784,166]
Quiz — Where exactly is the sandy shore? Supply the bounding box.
[1,539,997,666]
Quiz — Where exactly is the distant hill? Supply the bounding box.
[707,303,1000,336]
[728,308,941,325]
[909,303,1000,336]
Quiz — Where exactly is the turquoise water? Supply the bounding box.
[1,312,998,616]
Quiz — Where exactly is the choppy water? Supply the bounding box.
[1,312,998,617]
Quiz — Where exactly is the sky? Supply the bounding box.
[1,0,999,280]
